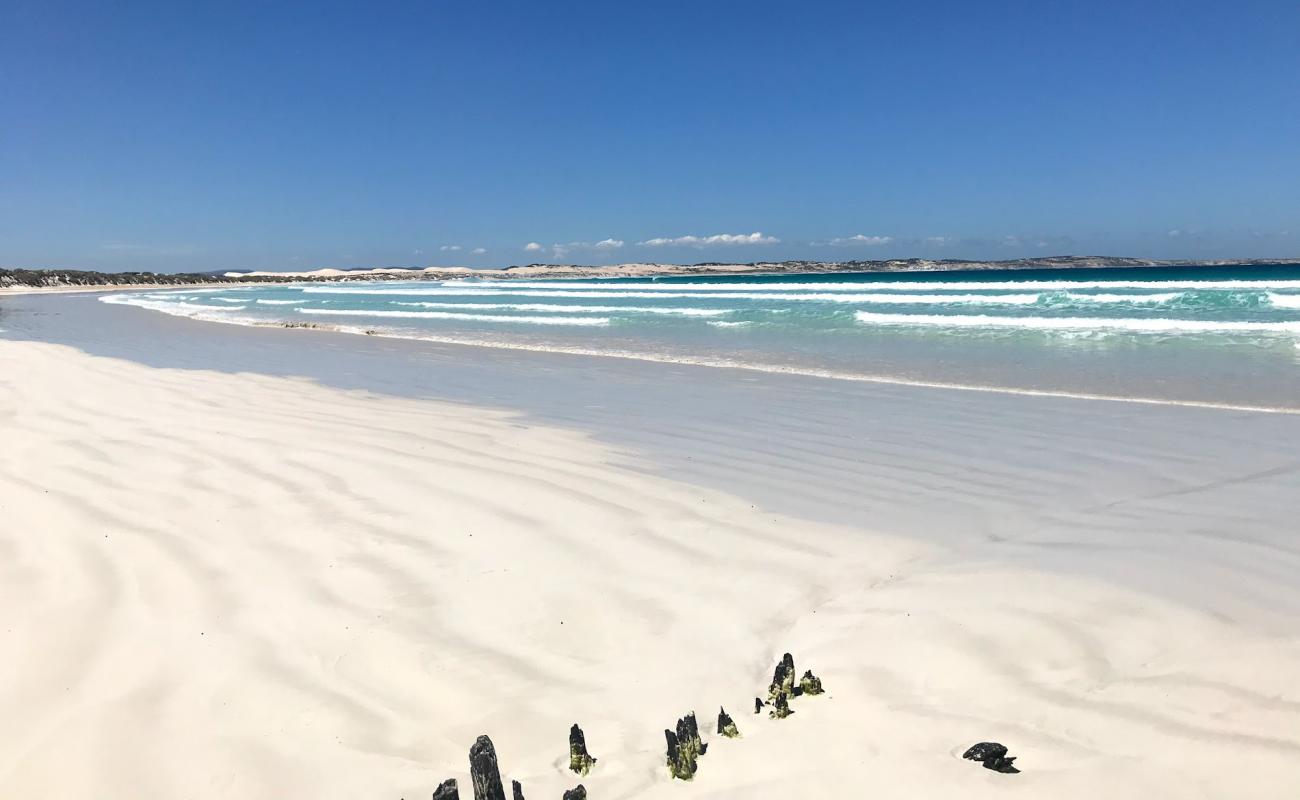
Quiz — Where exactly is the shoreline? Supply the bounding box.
[4,293,1300,798]
[84,286,1300,415]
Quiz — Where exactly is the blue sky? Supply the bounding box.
[2,0,1299,271]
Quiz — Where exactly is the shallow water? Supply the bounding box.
[91,265,1300,409]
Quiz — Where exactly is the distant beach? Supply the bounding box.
[2,291,1299,798]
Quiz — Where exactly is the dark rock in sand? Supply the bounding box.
[511,779,525,800]
[469,735,507,800]
[665,712,706,779]
[768,653,796,705]
[433,777,460,800]
[561,785,587,800]
[799,669,824,696]
[717,707,740,738]
[754,697,764,714]
[568,724,597,775]
[963,741,1020,774]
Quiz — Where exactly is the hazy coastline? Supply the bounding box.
[8,255,1300,293]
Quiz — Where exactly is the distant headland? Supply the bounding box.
[4,255,1299,290]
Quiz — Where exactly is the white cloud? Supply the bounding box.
[1001,235,1022,247]
[440,245,462,252]
[638,231,779,248]
[471,247,487,255]
[527,239,626,259]
[828,234,893,246]
[1167,229,1183,238]
[924,236,953,246]
[413,249,424,255]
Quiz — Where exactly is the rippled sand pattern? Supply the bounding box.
[2,341,1299,799]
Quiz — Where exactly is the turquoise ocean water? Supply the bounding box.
[101,265,1300,410]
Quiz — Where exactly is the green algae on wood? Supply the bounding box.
[799,669,825,696]
[568,724,597,775]
[717,707,740,738]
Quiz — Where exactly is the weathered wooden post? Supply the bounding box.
[799,669,824,695]
[665,711,707,779]
[568,724,596,775]
[717,707,739,738]
[469,735,507,800]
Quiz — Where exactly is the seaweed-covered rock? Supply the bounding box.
[768,692,793,719]
[768,653,796,704]
[433,778,460,800]
[568,724,597,775]
[511,779,525,800]
[665,712,706,779]
[753,697,764,714]
[799,669,824,696]
[963,742,1020,774]
[469,735,507,800]
[717,707,740,738]
[561,786,587,800]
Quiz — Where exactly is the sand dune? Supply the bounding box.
[2,341,1298,798]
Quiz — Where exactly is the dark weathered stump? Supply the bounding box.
[433,777,460,800]
[963,741,1020,774]
[511,779,525,800]
[469,735,507,800]
[717,707,739,738]
[561,785,587,800]
[665,711,706,779]
[679,711,706,757]
[768,653,796,705]
[568,723,596,775]
[665,728,692,780]
[799,669,824,696]
[768,692,793,719]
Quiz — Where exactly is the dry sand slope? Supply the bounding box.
[1,341,1298,799]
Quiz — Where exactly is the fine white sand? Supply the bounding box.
[2,340,1299,799]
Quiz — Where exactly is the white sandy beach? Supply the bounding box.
[2,338,1300,799]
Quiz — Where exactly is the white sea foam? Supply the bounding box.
[708,320,752,328]
[1063,292,1183,304]
[853,311,1300,334]
[300,285,1256,304]
[390,301,730,316]
[1266,292,1300,309]
[443,279,1300,292]
[256,299,301,305]
[298,308,610,326]
[305,288,1062,303]
[99,294,255,323]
